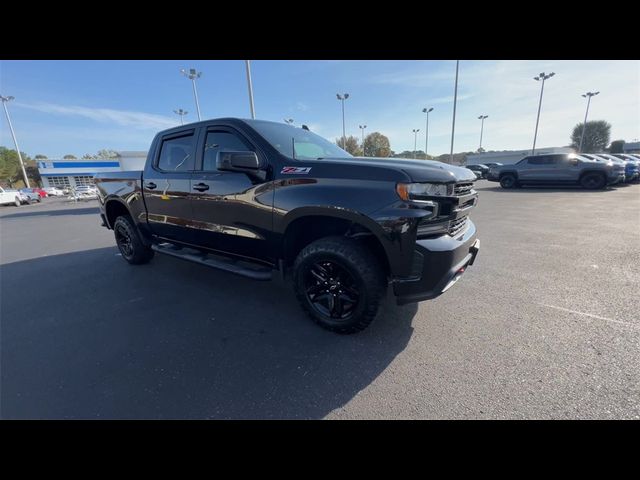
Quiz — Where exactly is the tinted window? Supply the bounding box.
[203,131,252,171]
[157,134,195,172]
[527,156,547,165]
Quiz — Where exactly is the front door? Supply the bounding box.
[189,127,274,263]
[143,129,198,244]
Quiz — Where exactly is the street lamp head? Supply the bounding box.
[181,68,202,80]
[344,93,349,99]
[336,94,342,100]
[428,107,433,112]
[548,72,555,78]
[594,91,600,96]
[1,95,15,102]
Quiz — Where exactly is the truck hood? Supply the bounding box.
[318,157,477,183]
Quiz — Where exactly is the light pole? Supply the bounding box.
[422,107,433,158]
[412,129,420,157]
[477,115,488,151]
[1,95,30,188]
[531,71,555,155]
[579,91,600,153]
[284,118,294,125]
[245,60,256,119]
[336,93,350,149]
[359,124,367,156]
[450,60,459,164]
[173,108,188,125]
[180,68,203,121]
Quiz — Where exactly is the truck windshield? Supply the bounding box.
[248,120,352,160]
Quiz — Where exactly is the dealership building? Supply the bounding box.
[466,147,575,166]
[37,151,147,189]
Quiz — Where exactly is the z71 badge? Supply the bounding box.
[281,166,312,174]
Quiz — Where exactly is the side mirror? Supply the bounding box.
[217,151,261,171]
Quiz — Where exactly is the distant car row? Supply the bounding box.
[467,153,640,189]
[0,184,99,206]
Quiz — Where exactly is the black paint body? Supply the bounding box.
[95,118,480,304]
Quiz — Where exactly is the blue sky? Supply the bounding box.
[1,60,638,158]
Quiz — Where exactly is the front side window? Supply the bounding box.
[203,131,252,171]
[157,134,195,172]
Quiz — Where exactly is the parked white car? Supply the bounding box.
[71,185,98,201]
[0,186,25,206]
[43,187,66,196]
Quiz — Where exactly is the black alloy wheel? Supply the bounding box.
[304,260,360,320]
[115,222,134,259]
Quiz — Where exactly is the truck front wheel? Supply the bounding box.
[499,174,517,189]
[580,172,606,189]
[293,236,386,334]
[113,215,154,265]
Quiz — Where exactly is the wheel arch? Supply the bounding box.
[104,197,133,229]
[280,207,391,277]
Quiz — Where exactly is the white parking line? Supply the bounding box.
[540,304,638,330]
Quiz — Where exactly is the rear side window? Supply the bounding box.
[157,134,195,172]
[527,156,546,165]
[202,131,252,171]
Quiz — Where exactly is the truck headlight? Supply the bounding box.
[396,182,450,202]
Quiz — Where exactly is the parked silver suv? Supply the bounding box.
[487,153,625,189]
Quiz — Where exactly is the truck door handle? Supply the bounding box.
[193,183,210,192]
[145,182,157,190]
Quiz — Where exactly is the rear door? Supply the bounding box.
[189,125,274,263]
[518,156,548,181]
[142,128,198,243]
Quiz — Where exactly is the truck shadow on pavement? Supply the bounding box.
[1,247,417,419]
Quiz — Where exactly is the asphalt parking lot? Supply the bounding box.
[1,182,639,419]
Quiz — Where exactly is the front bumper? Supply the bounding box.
[608,173,626,185]
[393,220,479,305]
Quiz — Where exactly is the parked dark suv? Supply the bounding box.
[487,153,625,189]
[465,164,489,179]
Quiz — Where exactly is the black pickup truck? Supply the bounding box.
[95,118,480,333]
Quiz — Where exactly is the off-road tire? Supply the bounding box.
[113,215,154,265]
[293,236,386,334]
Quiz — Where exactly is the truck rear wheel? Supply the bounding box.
[113,215,154,265]
[293,236,386,334]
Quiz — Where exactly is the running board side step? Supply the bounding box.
[151,243,272,281]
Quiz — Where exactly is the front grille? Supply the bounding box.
[453,182,474,196]
[448,216,468,237]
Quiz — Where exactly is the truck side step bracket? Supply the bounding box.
[152,243,272,281]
